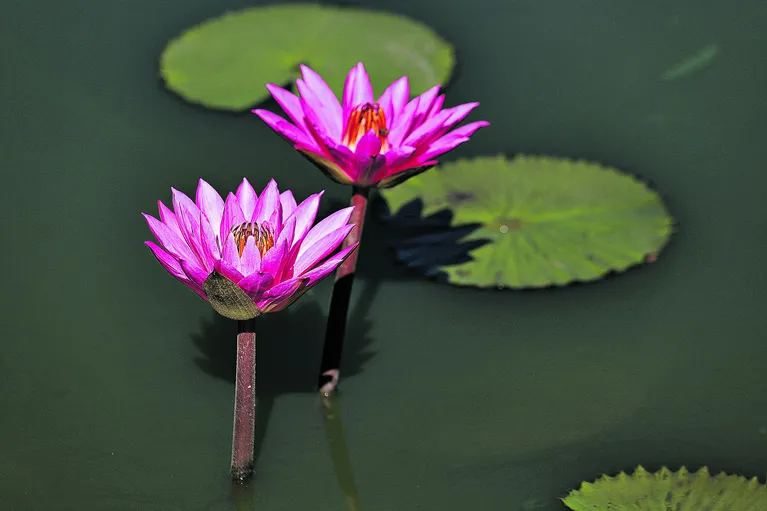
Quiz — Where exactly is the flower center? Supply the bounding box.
[342,103,389,152]
[231,222,274,258]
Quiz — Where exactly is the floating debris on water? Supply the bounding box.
[661,43,720,81]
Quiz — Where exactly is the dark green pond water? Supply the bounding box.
[3,0,767,509]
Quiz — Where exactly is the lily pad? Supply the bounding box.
[562,466,767,511]
[379,155,673,288]
[160,4,455,111]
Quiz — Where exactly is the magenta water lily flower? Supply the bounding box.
[143,178,357,319]
[253,62,489,189]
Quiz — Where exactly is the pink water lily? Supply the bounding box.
[253,62,489,189]
[143,178,357,319]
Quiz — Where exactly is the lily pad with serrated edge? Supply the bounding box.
[562,466,767,511]
[378,155,673,289]
[160,4,455,111]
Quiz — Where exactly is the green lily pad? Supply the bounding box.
[562,466,767,511]
[160,4,455,111]
[379,155,673,289]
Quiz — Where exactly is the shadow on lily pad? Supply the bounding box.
[374,195,492,282]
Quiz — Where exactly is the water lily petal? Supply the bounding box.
[387,95,421,147]
[195,178,224,229]
[252,179,280,225]
[287,191,323,248]
[300,65,343,126]
[299,242,358,286]
[255,277,309,313]
[259,237,289,277]
[238,271,275,303]
[294,223,354,275]
[272,216,296,281]
[236,178,258,221]
[251,109,319,151]
[221,234,242,274]
[219,193,246,249]
[239,237,262,277]
[263,83,310,132]
[355,129,382,157]
[145,241,185,280]
[418,121,490,161]
[404,102,480,148]
[410,85,441,126]
[143,213,196,262]
[214,255,244,284]
[179,258,209,291]
[297,206,354,258]
[342,62,374,126]
[279,190,297,220]
[157,200,179,232]
[297,68,342,141]
[377,76,409,128]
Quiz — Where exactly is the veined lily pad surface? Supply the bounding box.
[380,155,673,288]
[160,4,454,111]
[563,466,767,511]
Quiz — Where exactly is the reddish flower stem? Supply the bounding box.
[231,319,256,481]
[318,186,369,395]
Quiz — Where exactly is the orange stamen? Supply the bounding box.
[342,103,389,152]
[231,222,275,258]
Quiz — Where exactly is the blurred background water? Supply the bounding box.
[2,0,767,509]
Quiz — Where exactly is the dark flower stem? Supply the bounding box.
[318,186,369,395]
[231,318,257,481]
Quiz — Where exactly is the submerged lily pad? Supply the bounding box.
[160,4,454,111]
[379,155,673,288]
[562,466,767,511]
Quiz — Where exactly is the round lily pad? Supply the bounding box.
[160,4,455,111]
[379,155,673,289]
[562,466,767,511]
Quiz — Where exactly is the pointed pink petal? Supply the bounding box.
[239,237,262,277]
[342,62,374,126]
[298,242,358,286]
[145,241,186,280]
[418,121,490,161]
[255,277,309,313]
[294,223,354,275]
[198,210,220,263]
[387,95,421,147]
[404,102,481,147]
[370,146,417,183]
[220,193,246,247]
[427,94,445,120]
[179,258,209,291]
[286,191,323,248]
[195,179,224,229]
[279,190,297,220]
[259,237,289,277]
[296,67,342,140]
[236,178,258,220]
[221,234,242,274]
[252,109,320,151]
[172,190,209,269]
[158,200,179,231]
[272,216,296,281]
[377,76,410,128]
[143,213,195,262]
[214,256,244,284]
[238,272,274,303]
[252,179,280,225]
[297,206,355,259]
[263,83,309,132]
[410,85,441,125]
